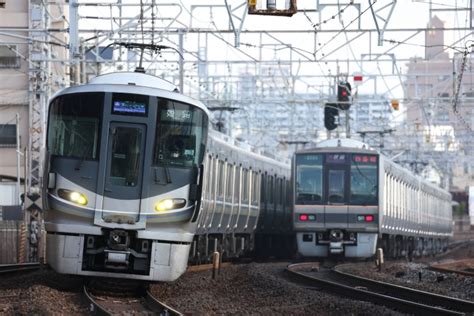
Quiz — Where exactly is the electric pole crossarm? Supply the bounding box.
[369,0,397,46]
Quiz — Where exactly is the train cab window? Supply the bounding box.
[109,126,142,187]
[47,92,104,160]
[349,154,378,205]
[153,99,208,168]
[295,154,323,204]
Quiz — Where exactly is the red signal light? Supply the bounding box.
[299,214,308,221]
[365,215,374,222]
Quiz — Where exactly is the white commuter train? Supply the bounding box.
[292,138,452,259]
[43,71,293,282]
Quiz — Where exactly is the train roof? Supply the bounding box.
[49,72,210,116]
[208,130,290,171]
[295,138,377,154]
[88,72,177,91]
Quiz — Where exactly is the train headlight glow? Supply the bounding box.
[57,189,88,206]
[154,198,186,213]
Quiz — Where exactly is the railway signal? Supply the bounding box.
[324,104,339,131]
[337,81,352,110]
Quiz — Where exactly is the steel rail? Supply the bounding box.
[429,259,474,277]
[286,263,468,316]
[0,263,40,275]
[82,285,109,316]
[333,264,474,313]
[82,284,182,316]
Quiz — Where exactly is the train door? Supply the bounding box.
[324,154,349,228]
[101,123,146,222]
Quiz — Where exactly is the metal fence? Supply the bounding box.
[0,220,25,264]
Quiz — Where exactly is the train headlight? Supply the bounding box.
[58,189,88,206]
[154,198,186,213]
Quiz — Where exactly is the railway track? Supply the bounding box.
[0,262,40,275]
[83,280,182,316]
[286,262,474,316]
[430,259,474,277]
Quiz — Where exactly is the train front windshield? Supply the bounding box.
[295,155,323,204]
[47,93,103,160]
[153,99,208,168]
[295,153,378,205]
[48,92,208,168]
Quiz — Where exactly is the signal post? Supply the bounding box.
[324,80,352,136]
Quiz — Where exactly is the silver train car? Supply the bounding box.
[292,138,452,259]
[43,71,293,282]
[191,131,293,262]
[44,72,210,281]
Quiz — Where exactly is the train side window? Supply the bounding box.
[268,175,274,205]
[217,160,225,199]
[260,173,267,204]
[242,168,249,203]
[278,178,283,206]
[234,166,241,203]
[225,163,234,201]
[390,175,394,217]
[395,178,399,219]
[204,155,213,200]
[208,156,217,202]
[383,173,388,215]
[252,171,260,206]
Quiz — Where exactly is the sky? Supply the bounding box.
[76,0,474,101]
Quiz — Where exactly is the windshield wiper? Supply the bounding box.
[154,165,172,184]
[75,145,92,171]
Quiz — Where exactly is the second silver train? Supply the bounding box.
[293,138,452,259]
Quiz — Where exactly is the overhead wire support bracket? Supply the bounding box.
[224,0,248,47]
[369,0,397,46]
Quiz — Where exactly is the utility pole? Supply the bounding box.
[26,0,52,263]
[16,113,21,205]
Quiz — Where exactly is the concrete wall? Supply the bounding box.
[0,1,68,179]
[0,1,29,179]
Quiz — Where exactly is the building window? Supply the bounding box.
[0,124,17,148]
[0,45,20,68]
[0,0,5,9]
